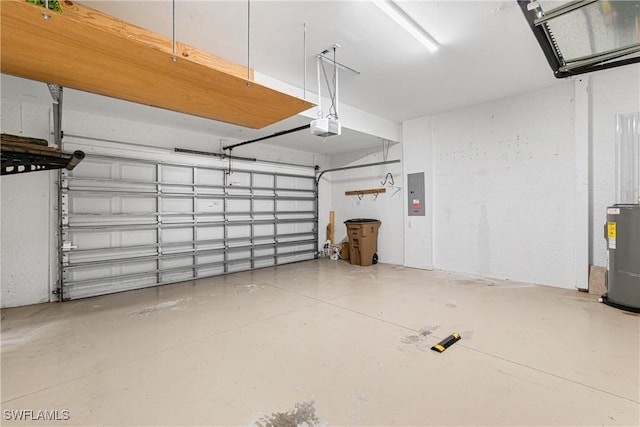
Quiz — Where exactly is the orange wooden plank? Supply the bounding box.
[344,188,387,196]
[0,0,314,129]
[61,0,253,81]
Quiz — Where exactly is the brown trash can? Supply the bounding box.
[344,219,381,266]
[340,242,350,261]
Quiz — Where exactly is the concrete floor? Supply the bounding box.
[1,259,639,426]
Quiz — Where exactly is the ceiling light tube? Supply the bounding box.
[372,0,439,52]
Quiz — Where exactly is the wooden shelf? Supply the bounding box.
[345,188,386,196]
[0,0,314,129]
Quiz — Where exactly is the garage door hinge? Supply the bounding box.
[62,241,77,251]
[52,287,62,295]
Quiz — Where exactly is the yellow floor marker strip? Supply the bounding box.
[431,333,461,353]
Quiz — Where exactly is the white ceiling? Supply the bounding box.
[81,0,560,119]
[3,1,564,155]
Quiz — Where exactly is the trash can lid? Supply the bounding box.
[344,218,379,223]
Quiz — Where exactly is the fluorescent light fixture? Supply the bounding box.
[372,0,439,52]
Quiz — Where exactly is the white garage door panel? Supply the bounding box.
[197,226,224,241]
[254,174,274,187]
[162,227,193,243]
[70,195,111,213]
[228,199,251,212]
[254,224,275,236]
[196,168,224,182]
[68,247,157,264]
[60,152,317,300]
[277,175,308,189]
[70,229,157,250]
[227,172,251,187]
[278,222,314,235]
[162,198,192,213]
[254,199,275,211]
[228,249,251,261]
[197,253,225,264]
[160,256,193,269]
[163,165,192,182]
[254,247,275,256]
[227,225,250,239]
[196,198,224,213]
[67,260,158,282]
[121,198,156,213]
[121,163,156,181]
[66,276,159,300]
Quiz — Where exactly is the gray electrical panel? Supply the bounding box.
[604,204,640,312]
[407,172,425,217]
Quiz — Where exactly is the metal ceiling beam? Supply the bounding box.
[47,83,63,148]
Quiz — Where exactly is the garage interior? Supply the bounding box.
[1,0,639,425]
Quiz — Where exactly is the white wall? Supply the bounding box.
[590,64,640,268]
[403,82,580,288]
[1,100,57,307]
[323,145,404,265]
[402,64,640,289]
[402,116,434,270]
[1,173,54,307]
[432,83,577,287]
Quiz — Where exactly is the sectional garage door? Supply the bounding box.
[60,148,317,300]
